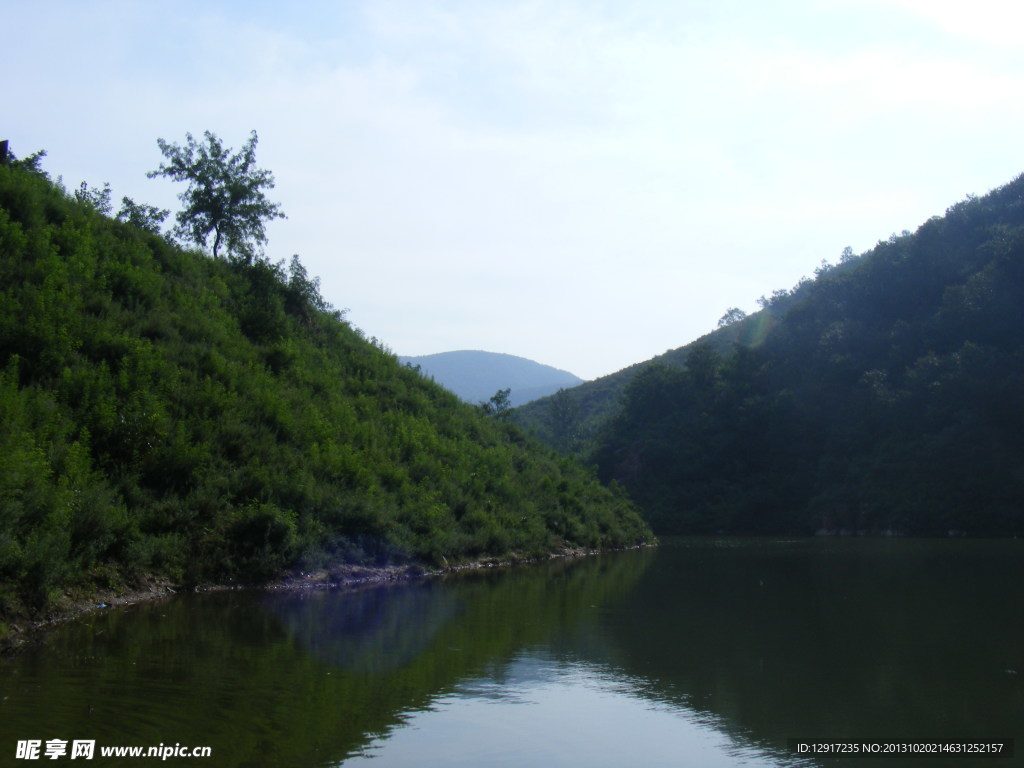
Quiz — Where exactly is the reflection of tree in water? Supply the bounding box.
[262,582,460,673]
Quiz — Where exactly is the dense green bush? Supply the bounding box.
[0,159,651,620]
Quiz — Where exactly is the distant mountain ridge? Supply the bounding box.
[399,350,584,407]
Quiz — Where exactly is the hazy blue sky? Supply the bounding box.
[5,0,1023,379]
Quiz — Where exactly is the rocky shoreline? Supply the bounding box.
[1,545,649,655]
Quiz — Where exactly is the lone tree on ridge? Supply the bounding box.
[148,130,285,263]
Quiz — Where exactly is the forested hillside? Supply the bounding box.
[512,321,754,453]
[0,155,651,624]
[591,174,1024,536]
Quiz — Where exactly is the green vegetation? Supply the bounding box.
[513,317,759,454]
[0,151,651,623]
[589,174,1024,536]
[148,130,285,263]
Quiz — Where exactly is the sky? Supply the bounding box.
[5,0,1024,380]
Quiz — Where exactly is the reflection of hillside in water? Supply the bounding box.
[260,548,656,678]
[0,549,658,768]
[592,538,1024,765]
[262,581,459,672]
[244,541,1021,766]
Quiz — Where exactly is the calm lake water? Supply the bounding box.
[2,538,1022,767]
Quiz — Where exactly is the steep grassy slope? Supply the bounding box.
[591,174,1024,535]
[0,159,651,622]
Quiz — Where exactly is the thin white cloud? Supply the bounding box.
[4,0,1024,379]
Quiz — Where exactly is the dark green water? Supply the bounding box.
[2,538,1022,767]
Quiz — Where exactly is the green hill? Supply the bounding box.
[0,155,651,624]
[512,309,761,453]
[588,174,1024,536]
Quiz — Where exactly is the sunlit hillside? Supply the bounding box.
[0,155,652,624]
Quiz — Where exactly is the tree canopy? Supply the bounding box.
[148,130,285,263]
[591,173,1024,536]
